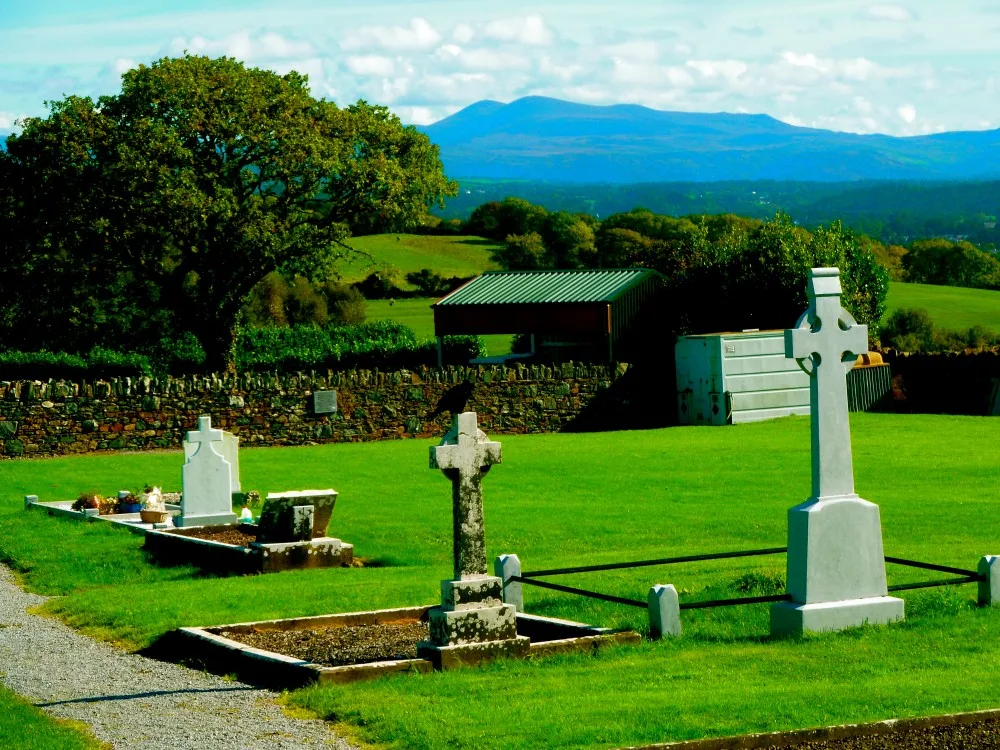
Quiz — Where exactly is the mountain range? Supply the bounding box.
[421,97,1000,183]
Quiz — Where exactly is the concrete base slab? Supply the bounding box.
[428,603,517,646]
[417,635,530,670]
[175,512,238,528]
[771,595,904,636]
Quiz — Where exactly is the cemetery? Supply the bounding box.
[0,269,999,748]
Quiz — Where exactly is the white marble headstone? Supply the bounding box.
[178,415,238,527]
[183,416,240,493]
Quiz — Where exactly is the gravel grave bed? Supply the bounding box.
[218,621,431,667]
[763,715,1000,749]
[181,526,258,546]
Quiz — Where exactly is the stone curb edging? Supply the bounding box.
[619,708,1000,749]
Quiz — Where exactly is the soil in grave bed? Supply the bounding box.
[217,620,431,667]
[180,526,258,547]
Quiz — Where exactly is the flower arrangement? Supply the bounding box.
[139,486,170,524]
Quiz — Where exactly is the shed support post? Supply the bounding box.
[437,336,444,368]
[530,334,536,356]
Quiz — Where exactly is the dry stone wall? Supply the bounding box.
[0,363,624,459]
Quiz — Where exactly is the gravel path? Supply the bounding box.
[0,565,356,750]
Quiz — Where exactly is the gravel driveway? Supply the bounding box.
[0,565,356,750]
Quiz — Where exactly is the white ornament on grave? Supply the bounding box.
[183,415,240,493]
[419,412,529,668]
[771,268,904,635]
[178,415,239,528]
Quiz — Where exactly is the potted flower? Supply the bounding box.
[118,491,143,514]
[139,486,171,524]
[71,492,102,513]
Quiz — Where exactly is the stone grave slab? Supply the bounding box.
[771,268,904,635]
[257,490,337,544]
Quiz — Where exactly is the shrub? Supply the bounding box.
[879,307,1000,353]
[236,321,486,371]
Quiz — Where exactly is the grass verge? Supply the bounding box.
[0,685,106,749]
[0,414,998,747]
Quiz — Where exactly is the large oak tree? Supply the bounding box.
[0,55,456,370]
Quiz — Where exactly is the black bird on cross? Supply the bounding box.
[427,380,476,420]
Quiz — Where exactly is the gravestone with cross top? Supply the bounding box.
[418,412,529,669]
[178,415,239,528]
[771,268,904,635]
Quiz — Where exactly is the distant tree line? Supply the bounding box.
[464,197,889,335]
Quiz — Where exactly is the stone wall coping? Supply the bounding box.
[265,490,337,500]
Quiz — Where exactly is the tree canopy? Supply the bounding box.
[0,55,456,369]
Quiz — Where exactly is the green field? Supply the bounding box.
[886,282,1000,331]
[340,234,499,286]
[366,297,514,357]
[1,415,1000,748]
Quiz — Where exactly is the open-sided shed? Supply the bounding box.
[432,268,665,364]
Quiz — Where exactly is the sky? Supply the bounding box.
[1,0,998,136]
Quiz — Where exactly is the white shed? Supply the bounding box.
[675,330,809,425]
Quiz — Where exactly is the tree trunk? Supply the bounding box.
[198,316,238,375]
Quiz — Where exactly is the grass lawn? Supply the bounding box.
[1,414,999,748]
[340,234,499,286]
[366,297,514,357]
[0,686,105,749]
[886,281,1000,331]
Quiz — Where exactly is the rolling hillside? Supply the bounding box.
[885,282,1000,332]
[422,96,1000,183]
[339,234,499,286]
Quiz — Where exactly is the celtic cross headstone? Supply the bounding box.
[771,268,904,635]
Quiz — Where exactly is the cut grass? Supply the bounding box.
[366,297,514,356]
[0,414,999,748]
[340,234,499,286]
[885,281,1000,332]
[0,685,106,749]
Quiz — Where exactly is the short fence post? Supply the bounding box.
[495,554,522,612]
[979,556,1000,606]
[648,584,681,639]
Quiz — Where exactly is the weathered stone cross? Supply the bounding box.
[186,415,224,456]
[430,412,502,580]
[786,268,867,500]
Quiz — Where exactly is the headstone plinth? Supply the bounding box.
[178,416,238,527]
[417,413,529,668]
[771,268,904,635]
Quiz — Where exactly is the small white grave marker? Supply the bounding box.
[771,268,904,635]
[178,415,238,527]
[183,415,240,493]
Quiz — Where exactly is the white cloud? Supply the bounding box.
[167,31,313,61]
[0,111,22,131]
[780,51,908,82]
[687,59,748,83]
[346,55,396,77]
[393,105,438,125]
[342,18,441,51]
[452,24,475,44]
[898,103,917,123]
[862,4,914,22]
[112,57,137,75]
[452,48,532,71]
[483,15,553,46]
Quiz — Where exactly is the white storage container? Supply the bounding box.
[675,330,810,425]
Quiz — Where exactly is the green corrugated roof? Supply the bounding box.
[435,269,661,306]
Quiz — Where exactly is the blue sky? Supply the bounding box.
[1,0,998,136]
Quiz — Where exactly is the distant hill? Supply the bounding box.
[421,97,1000,183]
